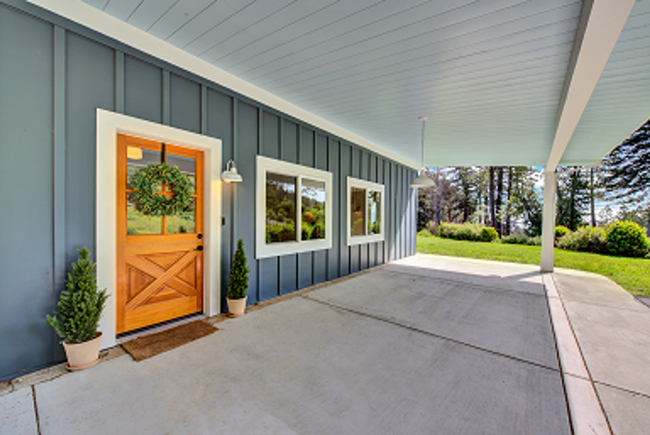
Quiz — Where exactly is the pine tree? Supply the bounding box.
[46,247,108,344]
[228,238,250,300]
[600,119,650,235]
[556,167,590,231]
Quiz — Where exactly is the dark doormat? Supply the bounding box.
[122,320,218,361]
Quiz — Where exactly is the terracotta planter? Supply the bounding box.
[62,332,102,371]
[227,296,247,317]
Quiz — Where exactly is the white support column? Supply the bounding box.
[541,171,557,272]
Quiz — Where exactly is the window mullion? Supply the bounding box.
[296,176,302,243]
[364,188,368,236]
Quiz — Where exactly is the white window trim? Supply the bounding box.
[256,156,333,259]
[346,176,385,246]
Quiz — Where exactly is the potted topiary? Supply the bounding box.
[46,247,109,371]
[226,238,250,317]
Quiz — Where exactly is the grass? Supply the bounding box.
[417,235,650,297]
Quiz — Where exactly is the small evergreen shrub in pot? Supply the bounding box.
[227,238,250,317]
[46,247,108,371]
[606,221,650,258]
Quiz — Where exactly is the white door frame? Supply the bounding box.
[95,109,222,349]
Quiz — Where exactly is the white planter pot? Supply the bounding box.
[62,332,102,371]
[226,296,247,317]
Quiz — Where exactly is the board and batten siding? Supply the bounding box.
[0,0,417,381]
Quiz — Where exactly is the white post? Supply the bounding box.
[541,170,556,272]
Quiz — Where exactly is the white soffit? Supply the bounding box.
[561,0,650,166]
[32,0,641,168]
[28,0,419,170]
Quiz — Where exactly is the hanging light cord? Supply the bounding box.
[419,116,427,174]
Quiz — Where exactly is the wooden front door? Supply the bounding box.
[116,134,204,334]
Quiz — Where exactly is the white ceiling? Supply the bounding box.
[79,0,649,168]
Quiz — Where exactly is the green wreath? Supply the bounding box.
[132,163,193,216]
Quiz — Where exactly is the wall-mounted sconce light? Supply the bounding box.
[221,159,243,183]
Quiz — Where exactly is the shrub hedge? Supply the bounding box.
[556,226,608,254]
[556,221,649,258]
[501,234,541,246]
[430,221,650,258]
[555,226,570,241]
[606,221,650,258]
[439,222,499,242]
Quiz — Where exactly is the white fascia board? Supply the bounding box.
[545,0,635,172]
[28,0,419,171]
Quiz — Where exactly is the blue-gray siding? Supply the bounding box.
[0,0,417,381]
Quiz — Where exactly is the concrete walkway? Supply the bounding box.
[1,254,647,434]
[552,269,650,435]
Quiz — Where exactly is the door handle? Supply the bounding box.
[197,233,203,239]
[194,245,204,251]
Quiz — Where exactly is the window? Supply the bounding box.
[256,156,332,258]
[346,177,385,246]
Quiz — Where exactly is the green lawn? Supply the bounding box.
[417,235,650,297]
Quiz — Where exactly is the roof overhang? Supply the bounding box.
[27,0,647,170]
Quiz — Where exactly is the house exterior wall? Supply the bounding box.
[0,0,418,381]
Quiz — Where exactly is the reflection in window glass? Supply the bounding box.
[301,178,326,241]
[127,148,162,190]
[266,173,296,243]
[368,191,381,235]
[166,154,197,194]
[351,187,366,236]
[166,154,197,234]
[127,193,162,235]
[167,199,196,234]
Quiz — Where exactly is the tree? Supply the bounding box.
[508,167,543,236]
[556,167,590,231]
[600,118,650,235]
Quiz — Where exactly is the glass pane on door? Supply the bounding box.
[126,147,163,235]
[127,193,163,235]
[166,153,197,234]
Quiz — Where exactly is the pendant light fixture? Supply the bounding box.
[410,116,435,188]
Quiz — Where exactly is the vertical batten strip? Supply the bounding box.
[200,85,207,134]
[53,25,66,297]
[257,108,263,303]
[114,50,124,113]
[162,70,170,125]
[231,98,238,248]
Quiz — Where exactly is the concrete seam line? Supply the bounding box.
[387,269,547,299]
[301,294,560,373]
[31,385,42,435]
[543,274,575,434]
[591,379,650,400]
[551,273,614,434]
[542,273,612,435]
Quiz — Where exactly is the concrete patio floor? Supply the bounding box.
[2,254,649,434]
